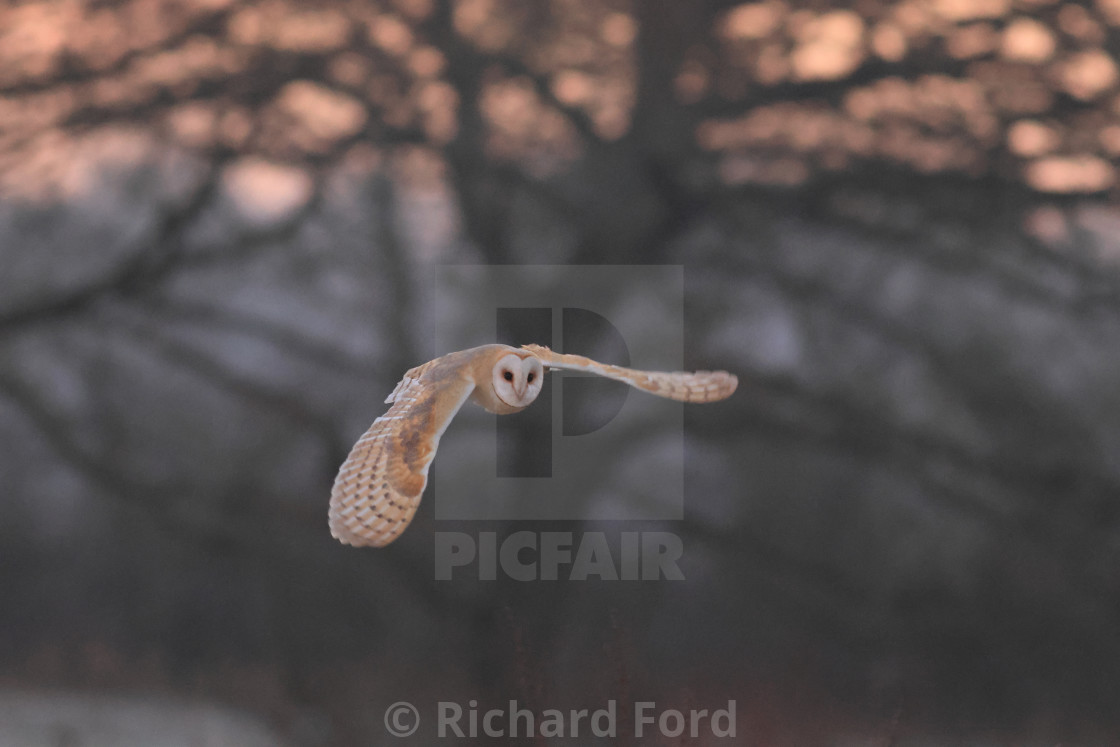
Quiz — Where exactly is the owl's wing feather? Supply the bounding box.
[522,344,737,403]
[384,363,426,404]
[330,360,474,547]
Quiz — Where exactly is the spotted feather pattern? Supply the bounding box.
[329,344,737,548]
[329,357,474,547]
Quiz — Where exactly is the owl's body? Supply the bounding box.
[329,344,736,547]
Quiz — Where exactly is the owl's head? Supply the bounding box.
[492,352,544,409]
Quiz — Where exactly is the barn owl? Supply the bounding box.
[329,344,737,547]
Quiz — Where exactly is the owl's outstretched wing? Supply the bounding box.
[522,344,737,403]
[329,359,474,547]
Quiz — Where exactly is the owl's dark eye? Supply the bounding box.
[503,370,514,381]
[527,372,535,383]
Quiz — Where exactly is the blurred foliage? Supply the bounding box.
[7,0,1120,193]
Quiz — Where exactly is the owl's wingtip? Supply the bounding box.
[329,511,388,548]
[710,370,737,401]
[330,522,397,549]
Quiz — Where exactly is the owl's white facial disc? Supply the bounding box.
[492,353,544,408]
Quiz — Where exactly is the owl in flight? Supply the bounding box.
[329,344,737,547]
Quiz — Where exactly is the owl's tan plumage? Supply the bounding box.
[329,344,737,547]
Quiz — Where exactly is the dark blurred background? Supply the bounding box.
[2,0,1120,744]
